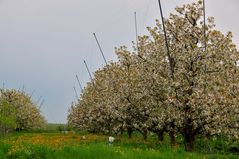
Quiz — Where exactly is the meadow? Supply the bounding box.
[0,130,238,159]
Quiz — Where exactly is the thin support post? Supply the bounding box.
[21,85,25,94]
[76,75,83,92]
[203,0,207,53]
[2,82,5,89]
[73,86,79,100]
[93,33,108,65]
[37,96,42,104]
[39,99,45,109]
[84,60,93,82]
[158,0,174,79]
[134,12,139,52]
[30,90,35,98]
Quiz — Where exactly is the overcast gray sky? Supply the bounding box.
[0,0,238,123]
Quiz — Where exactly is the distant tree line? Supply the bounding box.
[0,89,46,136]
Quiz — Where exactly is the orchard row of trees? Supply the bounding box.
[0,88,46,136]
[68,0,239,151]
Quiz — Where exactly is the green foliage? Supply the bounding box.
[8,144,52,159]
[57,125,65,132]
[0,132,238,159]
[1,142,238,159]
[40,123,67,132]
[0,89,46,135]
[0,90,17,136]
[0,141,10,159]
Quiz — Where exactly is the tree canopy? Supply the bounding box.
[68,0,239,151]
[0,89,46,135]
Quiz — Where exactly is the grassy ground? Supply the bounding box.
[0,132,238,159]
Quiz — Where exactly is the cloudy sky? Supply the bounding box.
[0,0,238,123]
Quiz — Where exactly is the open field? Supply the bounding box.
[0,132,238,159]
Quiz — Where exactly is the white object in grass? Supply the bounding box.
[108,136,115,144]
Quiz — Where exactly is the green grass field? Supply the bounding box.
[0,131,238,159]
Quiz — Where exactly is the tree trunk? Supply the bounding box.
[0,125,3,136]
[120,130,124,135]
[157,131,164,141]
[184,134,195,152]
[139,129,148,141]
[127,128,133,139]
[169,131,176,146]
[142,132,148,141]
[3,125,6,136]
